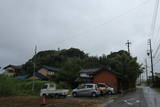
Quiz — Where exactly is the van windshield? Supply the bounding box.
[42,85,48,89]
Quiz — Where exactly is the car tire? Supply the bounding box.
[55,94,59,99]
[108,91,112,95]
[72,92,77,97]
[92,92,97,97]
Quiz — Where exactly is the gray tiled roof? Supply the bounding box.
[79,67,121,78]
[3,65,22,69]
[79,68,101,73]
[42,65,58,72]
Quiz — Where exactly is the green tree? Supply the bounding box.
[55,58,82,88]
[20,48,142,90]
[107,50,143,89]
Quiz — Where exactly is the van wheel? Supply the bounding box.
[55,94,59,99]
[42,94,47,98]
[92,92,97,97]
[62,95,66,98]
[72,92,77,97]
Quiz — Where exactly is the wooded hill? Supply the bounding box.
[20,48,143,89]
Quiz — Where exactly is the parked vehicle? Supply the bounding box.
[106,85,115,95]
[40,83,69,98]
[96,83,107,95]
[96,83,115,95]
[72,83,100,97]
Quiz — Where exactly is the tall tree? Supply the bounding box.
[107,50,143,89]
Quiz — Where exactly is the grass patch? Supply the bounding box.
[0,75,47,96]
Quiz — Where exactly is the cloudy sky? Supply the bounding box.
[0,0,160,75]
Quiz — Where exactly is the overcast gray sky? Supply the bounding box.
[1,0,160,75]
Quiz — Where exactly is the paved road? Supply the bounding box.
[106,87,160,107]
[143,87,160,107]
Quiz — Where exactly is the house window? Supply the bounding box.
[80,73,89,77]
[48,72,54,75]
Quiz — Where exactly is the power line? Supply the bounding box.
[151,0,160,52]
[154,59,160,65]
[153,51,160,65]
[150,0,160,38]
[156,51,160,59]
[55,0,151,47]
[153,42,160,58]
[150,0,160,66]
[152,20,160,46]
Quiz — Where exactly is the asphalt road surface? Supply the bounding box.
[106,86,160,107]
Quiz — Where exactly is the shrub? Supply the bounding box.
[0,75,47,96]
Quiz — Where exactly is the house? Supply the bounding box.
[3,65,22,77]
[28,72,49,80]
[77,67,122,91]
[37,65,58,77]
[15,75,29,79]
[28,65,59,81]
[0,68,5,74]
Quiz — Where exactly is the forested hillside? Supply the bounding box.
[20,48,143,89]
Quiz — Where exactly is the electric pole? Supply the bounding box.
[140,74,142,85]
[32,45,37,91]
[147,39,154,86]
[126,40,131,54]
[145,59,149,85]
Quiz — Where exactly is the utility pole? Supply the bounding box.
[145,59,149,85]
[147,39,154,86]
[126,40,131,54]
[140,74,142,85]
[32,45,37,91]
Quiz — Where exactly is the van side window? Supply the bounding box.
[50,84,54,88]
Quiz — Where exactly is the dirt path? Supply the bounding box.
[0,96,103,107]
